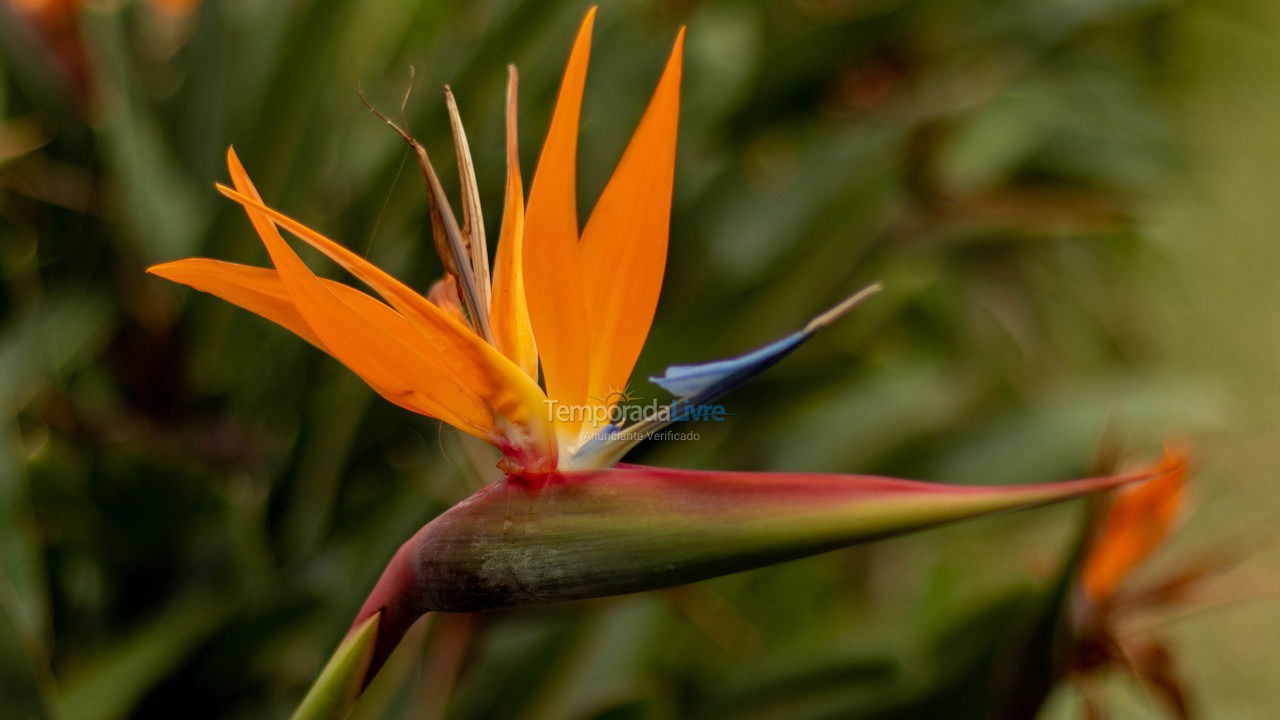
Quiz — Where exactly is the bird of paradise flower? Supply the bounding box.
[1068,452,1199,718]
[148,8,1184,718]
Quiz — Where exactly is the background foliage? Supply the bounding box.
[1,0,1277,718]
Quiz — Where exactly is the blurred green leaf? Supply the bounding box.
[701,652,900,720]
[0,291,113,642]
[57,594,233,720]
[0,584,56,720]
[80,6,210,261]
[523,598,666,720]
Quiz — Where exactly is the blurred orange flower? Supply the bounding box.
[10,0,197,16]
[1070,447,1200,719]
[1082,451,1187,604]
[8,0,199,108]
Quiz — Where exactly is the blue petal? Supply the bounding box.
[649,284,882,404]
[650,330,808,399]
[569,285,880,470]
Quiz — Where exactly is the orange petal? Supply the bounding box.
[221,162,494,438]
[523,8,595,442]
[1082,446,1189,602]
[579,29,683,433]
[149,258,324,348]
[491,65,539,380]
[221,149,556,464]
[219,155,460,338]
[147,259,480,429]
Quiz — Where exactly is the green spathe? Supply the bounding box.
[402,462,1172,612]
[325,454,1179,710]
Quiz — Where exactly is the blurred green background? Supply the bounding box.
[1,0,1278,717]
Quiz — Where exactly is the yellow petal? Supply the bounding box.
[523,8,595,442]
[490,65,539,380]
[579,29,684,433]
[147,259,483,431]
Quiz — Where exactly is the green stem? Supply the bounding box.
[289,613,380,720]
